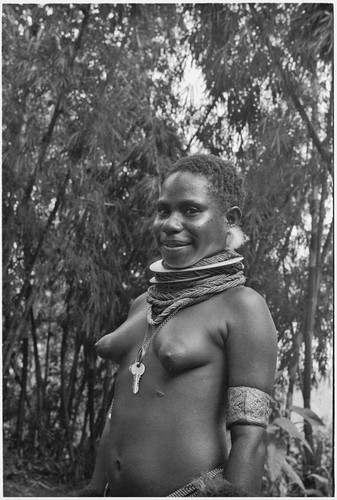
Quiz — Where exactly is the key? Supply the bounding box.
[129,362,145,394]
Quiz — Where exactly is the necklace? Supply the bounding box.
[149,256,243,274]
[129,249,246,394]
[129,307,181,394]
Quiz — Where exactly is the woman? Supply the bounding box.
[84,154,277,496]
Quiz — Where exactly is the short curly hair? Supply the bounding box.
[166,154,246,211]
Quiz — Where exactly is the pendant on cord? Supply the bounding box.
[129,362,145,394]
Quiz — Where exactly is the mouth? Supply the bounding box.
[161,240,190,248]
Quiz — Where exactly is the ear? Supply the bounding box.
[225,206,245,251]
[225,206,242,226]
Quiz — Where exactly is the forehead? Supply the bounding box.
[160,171,212,201]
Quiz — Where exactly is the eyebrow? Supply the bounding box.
[156,198,205,206]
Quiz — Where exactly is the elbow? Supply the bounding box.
[255,429,267,462]
[231,423,267,444]
[228,426,268,492]
[233,425,267,460]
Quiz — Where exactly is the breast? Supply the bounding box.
[150,302,226,375]
[155,334,210,374]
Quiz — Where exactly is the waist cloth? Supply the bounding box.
[167,466,224,497]
[103,466,224,497]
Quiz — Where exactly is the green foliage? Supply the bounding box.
[185,4,333,402]
[3,3,185,476]
[263,407,332,496]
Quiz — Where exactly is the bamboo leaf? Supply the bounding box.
[265,432,287,482]
[304,488,325,496]
[290,406,325,427]
[309,473,329,487]
[271,417,312,452]
[282,460,306,491]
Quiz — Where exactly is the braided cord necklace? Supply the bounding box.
[129,306,183,394]
[129,249,246,394]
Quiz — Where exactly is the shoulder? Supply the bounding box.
[223,287,278,393]
[224,285,268,309]
[221,286,277,354]
[222,286,274,326]
[127,292,148,316]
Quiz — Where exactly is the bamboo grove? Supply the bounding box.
[3,3,333,495]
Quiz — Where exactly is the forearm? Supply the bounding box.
[223,426,267,495]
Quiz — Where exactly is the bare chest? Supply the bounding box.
[126,299,227,375]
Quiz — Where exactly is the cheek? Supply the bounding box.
[152,219,161,239]
[201,219,226,242]
[192,223,214,245]
[200,218,217,233]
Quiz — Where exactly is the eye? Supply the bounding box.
[156,206,170,217]
[185,207,200,215]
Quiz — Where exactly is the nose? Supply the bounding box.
[161,212,183,234]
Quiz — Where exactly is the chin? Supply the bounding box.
[161,254,199,269]
[158,246,192,269]
[166,261,194,269]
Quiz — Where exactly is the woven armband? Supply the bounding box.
[226,386,271,429]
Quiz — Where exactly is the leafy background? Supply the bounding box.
[2,3,333,496]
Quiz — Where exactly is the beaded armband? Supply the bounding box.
[226,386,271,429]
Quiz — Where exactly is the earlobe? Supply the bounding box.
[225,225,246,250]
[225,207,245,250]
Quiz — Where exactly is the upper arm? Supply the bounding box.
[226,287,277,394]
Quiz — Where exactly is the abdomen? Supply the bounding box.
[104,362,228,496]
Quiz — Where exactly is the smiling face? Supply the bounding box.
[152,171,230,268]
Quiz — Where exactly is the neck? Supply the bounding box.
[162,249,242,270]
[149,249,244,284]
[147,249,246,325]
